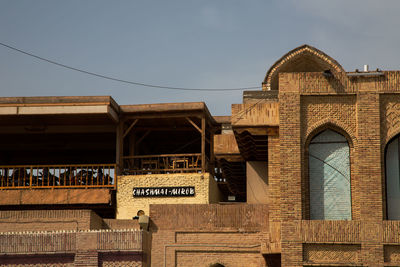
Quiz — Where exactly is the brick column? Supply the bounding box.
[357,92,383,221]
[75,232,99,266]
[357,91,384,265]
[279,73,303,266]
[268,135,280,222]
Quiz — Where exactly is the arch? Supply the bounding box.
[263,44,345,91]
[384,133,400,220]
[385,127,400,148]
[308,128,352,220]
[305,121,355,149]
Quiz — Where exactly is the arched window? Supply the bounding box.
[309,129,352,220]
[385,136,400,220]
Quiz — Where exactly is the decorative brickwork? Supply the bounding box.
[176,250,264,267]
[303,244,361,264]
[99,252,142,267]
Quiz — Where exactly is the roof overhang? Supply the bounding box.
[0,96,120,124]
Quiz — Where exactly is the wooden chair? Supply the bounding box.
[173,158,188,169]
[189,156,200,169]
[141,159,159,170]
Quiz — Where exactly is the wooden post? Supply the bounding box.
[210,128,215,174]
[116,121,124,175]
[201,116,206,173]
[129,134,135,157]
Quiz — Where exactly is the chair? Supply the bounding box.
[141,159,159,170]
[172,158,188,169]
[189,156,200,169]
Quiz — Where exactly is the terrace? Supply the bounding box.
[0,164,115,189]
[118,102,217,175]
[0,96,119,213]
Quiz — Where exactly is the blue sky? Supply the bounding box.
[1,0,399,115]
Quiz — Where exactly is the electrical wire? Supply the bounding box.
[0,41,261,92]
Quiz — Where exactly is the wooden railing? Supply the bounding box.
[122,153,206,174]
[0,164,116,189]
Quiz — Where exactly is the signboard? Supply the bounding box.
[133,186,195,197]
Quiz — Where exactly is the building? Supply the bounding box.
[1,44,400,266]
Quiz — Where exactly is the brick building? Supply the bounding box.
[1,44,400,266]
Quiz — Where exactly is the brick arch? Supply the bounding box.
[263,44,345,91]
[305,120,356,149]
[384,127,400,148]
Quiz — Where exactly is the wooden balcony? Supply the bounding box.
[122,153,207,175]
[0,164,116,189]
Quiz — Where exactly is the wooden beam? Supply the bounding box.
[123,119,139,139]
[171,137,200,153]
[0,125,116,134]
[136,130,151,145]
[116,122,124,175]
[210,129,215,172]
[186,117,201,133]
[129,134,135,157]
[201,117,206,173]
[123,113,202,120]
[126,126,198,131]
[107,105,119,123]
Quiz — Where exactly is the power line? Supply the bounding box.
[0,41,261,92]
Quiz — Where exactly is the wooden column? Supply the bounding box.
[129,134,135,157]
[116,121,124,175]
[201,116,206,173]
[210,128,215,173]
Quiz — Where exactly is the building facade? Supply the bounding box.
[1,44,400,266]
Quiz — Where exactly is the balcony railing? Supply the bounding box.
[122,153,206,174]
[0,164,116,189]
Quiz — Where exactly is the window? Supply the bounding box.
[385,136,400,220]
[309,129,351,220]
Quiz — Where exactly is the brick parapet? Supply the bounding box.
[280,71,400,95]
[0,209,102,232]
[0,229,144,255]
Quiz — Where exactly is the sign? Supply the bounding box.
[133,186,195,197]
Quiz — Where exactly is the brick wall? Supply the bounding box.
[0,210,103,232]
[0,229,145,266]
[149,204,269,267]
[267,135,280,222]
[117,173,221,219]
[0,254,74,267]
[99,252,142,267]
[276,71,400,266]
[278,75,302,266]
